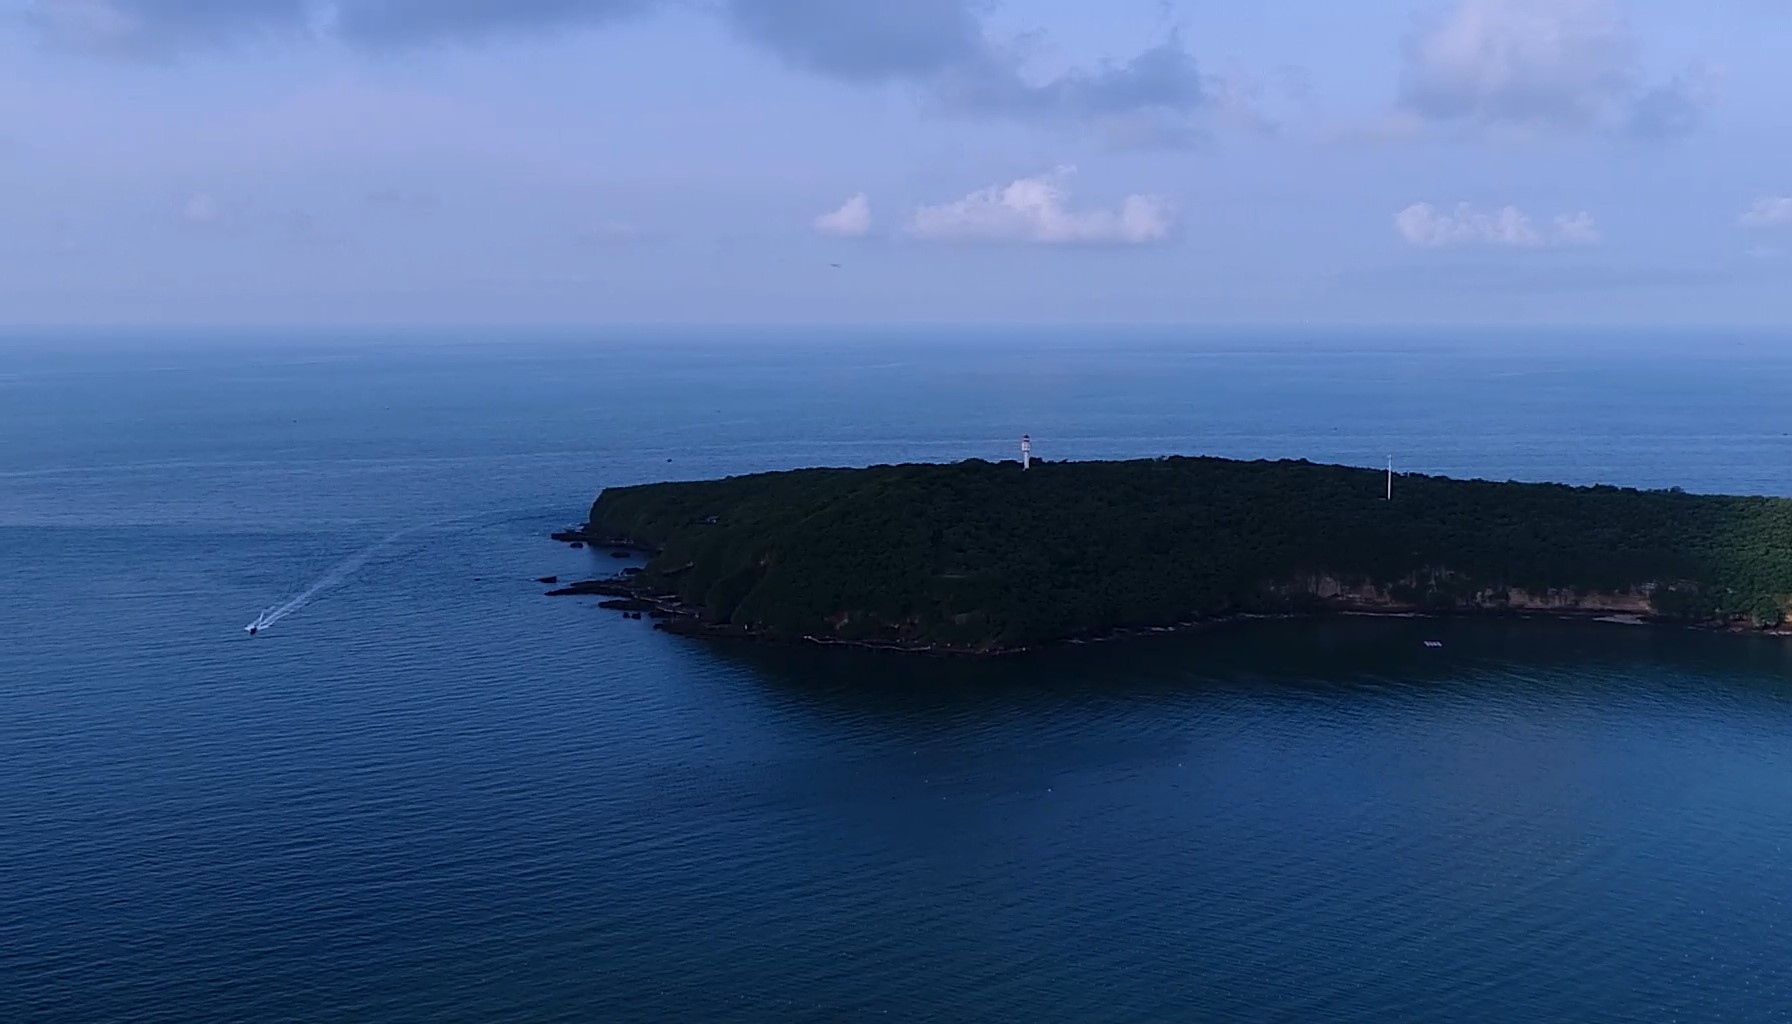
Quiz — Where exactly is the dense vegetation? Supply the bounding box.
[586,457,1792,650]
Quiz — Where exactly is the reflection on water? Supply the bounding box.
[722,615,1792,711]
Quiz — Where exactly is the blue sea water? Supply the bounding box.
[4,328,1792,1023]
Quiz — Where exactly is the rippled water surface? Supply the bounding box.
[5,329,1792,1023]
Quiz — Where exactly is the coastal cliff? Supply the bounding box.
[565,457,1792,652]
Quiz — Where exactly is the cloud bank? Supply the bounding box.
[28,0,653,51]
[907,168,1173,246]
[28,0,1214,141]
[1740,197,1792,228]
[1398,0,1710,139]
[1395,202,1599,247]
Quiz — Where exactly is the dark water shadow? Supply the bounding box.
[701,615,1792,716]
[606,617,1792,828]
[709,613,1777,692]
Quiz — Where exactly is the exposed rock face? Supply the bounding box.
[598,598,656,612]
[1283,573,1657,616]
[545,579,637,598]
[1505,587,1655,614]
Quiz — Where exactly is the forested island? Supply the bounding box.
[551,457,1792,653]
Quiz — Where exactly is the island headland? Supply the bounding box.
[548,456,1792,654]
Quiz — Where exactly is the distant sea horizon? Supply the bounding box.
[6,329,1792,1023]
[3,322,1788,343]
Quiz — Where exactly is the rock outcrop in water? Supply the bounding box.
[556,456,1792,653]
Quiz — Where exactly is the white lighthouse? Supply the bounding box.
[1021,434,1032,471]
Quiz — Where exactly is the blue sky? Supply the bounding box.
[1,0,1788,327]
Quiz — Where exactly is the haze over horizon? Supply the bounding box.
[2,0,1789,328]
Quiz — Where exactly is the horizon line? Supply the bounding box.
[2,322,1788,336]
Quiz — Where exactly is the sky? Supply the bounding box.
[0,0,1789,328]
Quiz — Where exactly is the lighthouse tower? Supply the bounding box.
[1021,435,1032,471]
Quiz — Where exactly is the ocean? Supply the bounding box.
[4,328,1792,1023]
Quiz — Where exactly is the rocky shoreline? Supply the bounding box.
[545,524,1792,656]
[549,526,656,553]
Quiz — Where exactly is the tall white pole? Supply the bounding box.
[1387,457,1393,501]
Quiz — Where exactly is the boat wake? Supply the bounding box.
[243,507,550,636]
[244,526,420,635]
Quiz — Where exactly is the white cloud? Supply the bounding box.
[182,192,221,225]
[906,168,1173,246]
[1398,0,1707,139]
[1395,202,1599,248]
[1740,197,1792,228]
[1552,210,1602,246]
[813,194,872,238]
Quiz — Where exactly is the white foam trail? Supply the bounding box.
[243,506,554,636]
[248,527,418,633]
